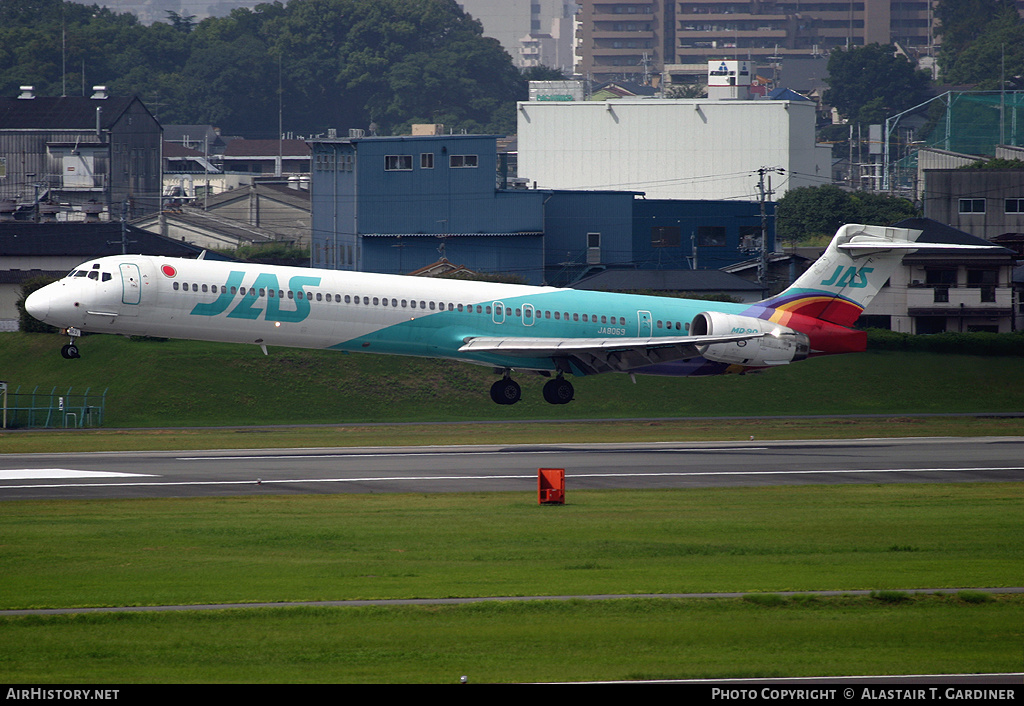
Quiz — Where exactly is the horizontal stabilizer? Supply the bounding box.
[838,240,1002,253]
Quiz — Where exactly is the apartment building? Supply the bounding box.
[575,1,670,83]
[575,0,936,85]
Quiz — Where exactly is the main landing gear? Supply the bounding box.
[489,372,574,405]
[542,377,574,405]
[490,375,521,405]
[60,329,81,359]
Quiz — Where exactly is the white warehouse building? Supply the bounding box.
[516,98,832,201]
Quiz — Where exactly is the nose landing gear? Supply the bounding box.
[60,329,82,359]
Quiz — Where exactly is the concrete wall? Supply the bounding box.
[517,98,830,201]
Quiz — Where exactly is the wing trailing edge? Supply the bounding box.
[459,332,761,374]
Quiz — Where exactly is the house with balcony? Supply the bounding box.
[860,219,1019,334]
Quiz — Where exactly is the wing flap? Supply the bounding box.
[458,333,761,374]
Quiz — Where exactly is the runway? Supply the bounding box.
[2,435,1023,500]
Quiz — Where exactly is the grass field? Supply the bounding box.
[0,484,1021,682]
[4,595,1021,683]
[1,333,1022,682]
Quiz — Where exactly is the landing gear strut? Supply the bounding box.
[60,329,81,359]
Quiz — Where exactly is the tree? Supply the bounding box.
[0,0,525,139]
[521,66,567,82]
[939,8,1024,87]
[824,44,931,124]
[848,191,920,225]
[776,185,858,243]
[17,277,58,333]
[935,0,1019,76]
[959,157,1024,169]
[165,10,197,33]
[776,185,920,244]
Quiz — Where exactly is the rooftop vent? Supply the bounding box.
[90,86,108,100]
[18,86,35,99]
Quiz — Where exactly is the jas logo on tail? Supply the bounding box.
[820,265,873,289]
[190,271,321,323]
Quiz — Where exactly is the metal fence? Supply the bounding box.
[1,386,107,429]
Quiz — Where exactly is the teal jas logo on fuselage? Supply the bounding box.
[819,265,873,289]
[190,271,322,323]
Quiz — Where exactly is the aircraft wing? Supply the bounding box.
[458,332,761,374]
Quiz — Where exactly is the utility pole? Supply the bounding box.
[120,199,128,254]
[755,167,784,291]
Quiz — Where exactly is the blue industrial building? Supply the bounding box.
[310,134,773,287]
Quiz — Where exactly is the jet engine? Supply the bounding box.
[690,311,810,367]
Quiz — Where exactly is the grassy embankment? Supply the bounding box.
[0,331,1022,452]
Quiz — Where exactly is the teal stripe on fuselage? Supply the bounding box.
[329,289,754,372]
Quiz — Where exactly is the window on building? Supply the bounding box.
[385,155,413,171]
[915,316,946,334]
[967,268,998,303]
[926,267,956,303]
[449,154,478,168]
[421,153,434,169]
[697,226,726,247]
[651,226,681,247]
[1005,198,1024,214]
[958,198,985,214]
[739,226,761,250]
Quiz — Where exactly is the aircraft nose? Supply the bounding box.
[25,287,51,322]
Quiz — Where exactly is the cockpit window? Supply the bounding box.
[74,271,89,277]
[88,271,99,280]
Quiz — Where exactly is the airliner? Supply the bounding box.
[24,223,986,405]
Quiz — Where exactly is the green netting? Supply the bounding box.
[916,91,1024,156]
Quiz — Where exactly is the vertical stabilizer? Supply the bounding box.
[759,224,922,327]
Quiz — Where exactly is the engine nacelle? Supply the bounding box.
[690,311,810,367]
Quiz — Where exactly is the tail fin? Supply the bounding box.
[760,224,925,327]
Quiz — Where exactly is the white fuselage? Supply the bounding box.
[27,254,758,375]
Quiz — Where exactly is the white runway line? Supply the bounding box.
[1,466,1020,492]
[0,469,155,481]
